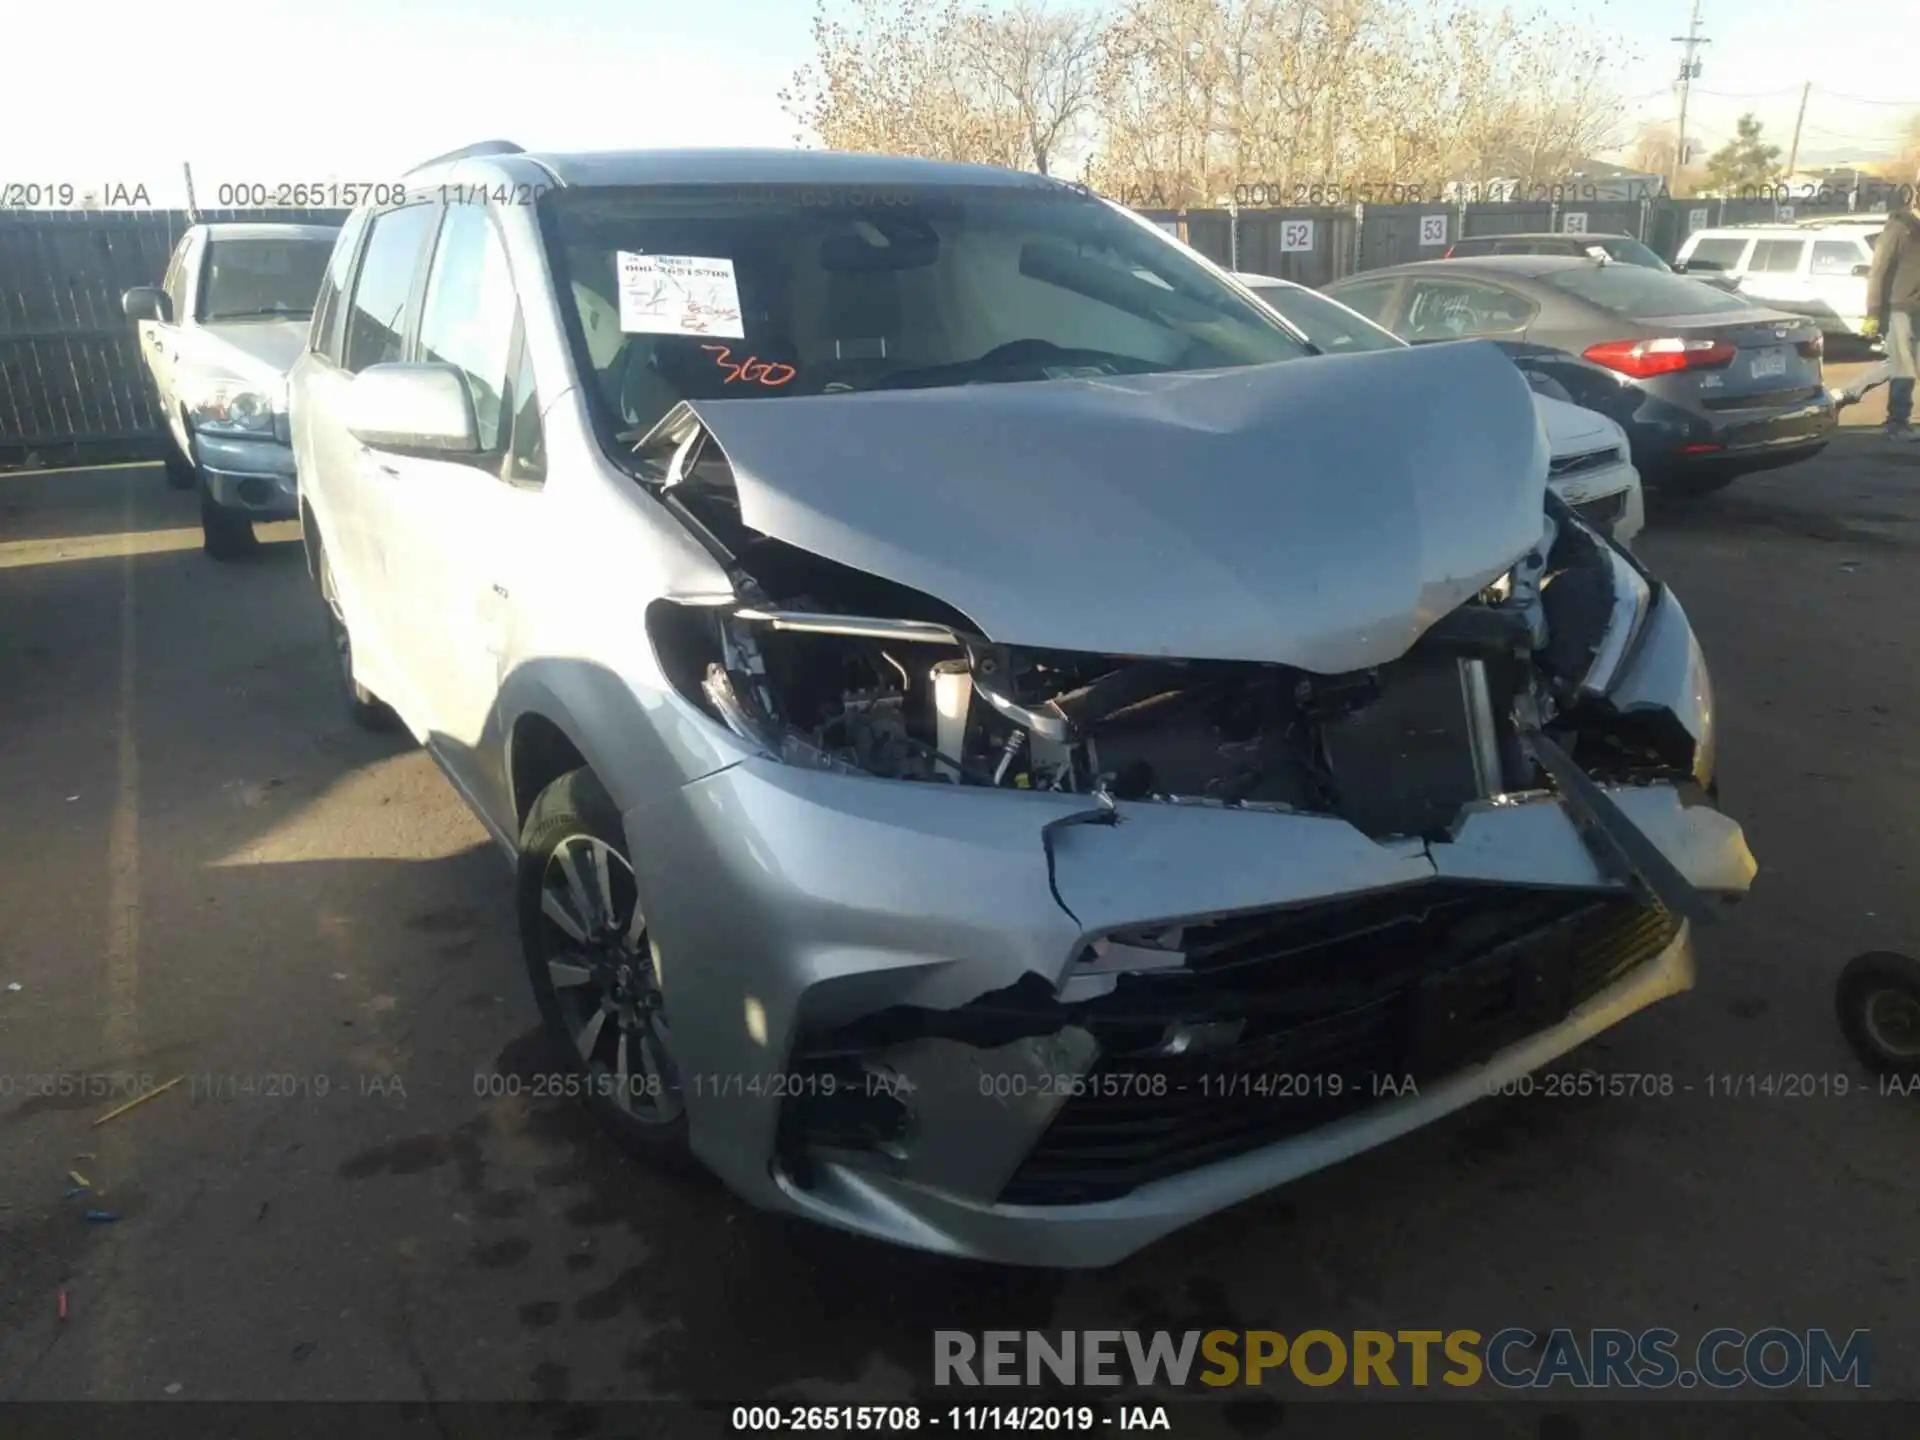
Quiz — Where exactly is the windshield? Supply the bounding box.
[199,237,336,321]
[1247,284,1404,354]
[539,184,1312,445]
[1591,236,1669,269]
[1542,264,1757,317]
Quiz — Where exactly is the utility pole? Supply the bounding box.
[1670,0,1710,195]
[1784,80,1811,181]
[182,161,200,221]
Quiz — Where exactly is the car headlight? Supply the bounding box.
[185,375,277,436]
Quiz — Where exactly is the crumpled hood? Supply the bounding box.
[685,339,1550,672]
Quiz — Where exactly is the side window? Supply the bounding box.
[1749,239,1804,274]
[1810,239,1866,277]
[164,235,198,319]
[310,209,371,362]
[1329,279,1397,324]
[417,204,520,454]
[1402,279,1536,341]
[343,204,437,375]
[504,341,546,486]
[1684,237,1748,272]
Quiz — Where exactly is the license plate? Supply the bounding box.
[1749,348,1788,379]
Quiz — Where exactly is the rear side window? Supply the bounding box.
[1683,237,1748,272]
[417,204,520,452]
[343,204,437,375]
[1748,239,1804,274]
[1810,239,1867,276]
[1401,278,1536,340]
[1543,265,1754,316]
[310,209,372,362]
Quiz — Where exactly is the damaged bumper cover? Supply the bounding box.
[625,746,1751,1269]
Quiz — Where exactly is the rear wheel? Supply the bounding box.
[200,486,259,560]
[517,767,691,1163]
[318,544,395,730]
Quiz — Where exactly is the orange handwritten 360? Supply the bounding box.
[702,344,796,387]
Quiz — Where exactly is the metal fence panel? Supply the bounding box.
[1358,203,1454,269]
[1233,208,1356,286]
[0,208,347,453]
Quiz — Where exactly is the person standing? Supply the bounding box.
[1861,197,1920,438]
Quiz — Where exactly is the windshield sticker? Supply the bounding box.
[702,344,795,388]
[617,252,745,338]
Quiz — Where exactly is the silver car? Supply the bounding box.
[288,143,1756,1268]
[122,222,339,558]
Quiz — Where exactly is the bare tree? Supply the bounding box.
[959,1,1105,175]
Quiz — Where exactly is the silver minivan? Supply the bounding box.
[1675,220,1884,338]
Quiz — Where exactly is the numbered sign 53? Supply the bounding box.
[1418,214,1448,246]
[1280,219,1315,253]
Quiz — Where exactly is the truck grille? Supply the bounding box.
[998,887,1680,1206]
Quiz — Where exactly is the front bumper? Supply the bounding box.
[193,431,298,519]
[624,746,1753,1267]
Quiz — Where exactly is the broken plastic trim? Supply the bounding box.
[1578,547,1653,699]
[731,609,965,646]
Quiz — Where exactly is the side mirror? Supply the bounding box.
[1852,263,1872,278]
[122,286,172,323]
[346,363,480,457]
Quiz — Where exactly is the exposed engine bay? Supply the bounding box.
[643,418,1704,848]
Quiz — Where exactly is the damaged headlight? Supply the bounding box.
[1574,544,1652,698]
[183,371,277,437]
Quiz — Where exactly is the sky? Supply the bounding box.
[0,0,1912,208]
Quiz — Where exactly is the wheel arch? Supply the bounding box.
[507,709,593,836]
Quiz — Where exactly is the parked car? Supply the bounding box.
[122,222,339,558]
[1235,272,1644,544]
[290,143,1754,1267]
[1674,221,1885,338]
[1324,255,1837,495]
[1441,232,1672,270]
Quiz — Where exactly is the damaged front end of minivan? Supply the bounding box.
[619,341,1754,1267]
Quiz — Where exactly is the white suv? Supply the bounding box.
[1675,220,1886,337]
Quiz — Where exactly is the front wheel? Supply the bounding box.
[1836,952,1920,1078]
[517,767,691,1162]
[162,425,197,490]
[200,487,258,560]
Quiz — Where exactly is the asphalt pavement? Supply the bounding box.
[2,372,1917,1427]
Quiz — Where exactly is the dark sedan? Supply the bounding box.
[1323,256,1837,495]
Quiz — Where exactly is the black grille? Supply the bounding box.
[1571,491,1628,527]
[999,887,1680,1206]
[1550,446,1624,478]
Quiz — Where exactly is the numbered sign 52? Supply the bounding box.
[1280,219,1315,253]
[1418,214,1448,246]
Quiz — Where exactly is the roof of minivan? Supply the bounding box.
[473,147,1071,193]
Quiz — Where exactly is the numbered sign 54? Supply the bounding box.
[1562,211,1589,234]
[1280,219,1315,253]
[1418,214,1449,246]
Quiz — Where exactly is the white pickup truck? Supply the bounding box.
[122,222,339,558]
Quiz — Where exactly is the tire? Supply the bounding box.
[1836,951,1920,1078]
[200,486,259,560]
[317,543,396,731]
[1656,470,1738,499]
[162,425,197,491]
[517,767,692,1164]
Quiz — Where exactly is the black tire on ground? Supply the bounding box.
[1836,951,1920,1078]
[1655,470,1739,499]
[199,487,259,560]
[162,426,197,491]
[317,544,396,731]
[517,767,694,1165]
